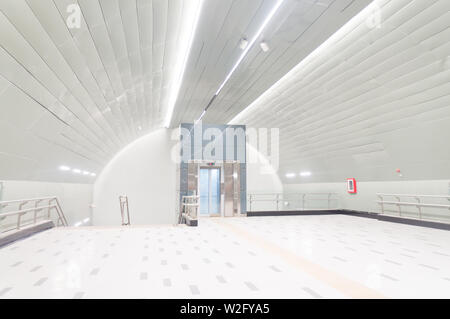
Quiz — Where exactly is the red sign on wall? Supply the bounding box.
[347,178,357,194]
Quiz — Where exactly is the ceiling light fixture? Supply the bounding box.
[214,0,284,96]
[194,0,285,123]
[59,165,71,171]
[300,171,312,177]
[285,173,296,178]
[90,173,97,177]
[164,0,205,128]
[72,169,81,174]
[228,0,380,125]
[260,41,269,52]
[239,38,249,50]
[83,171,90,175]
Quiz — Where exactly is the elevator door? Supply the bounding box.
[199,168,221,216]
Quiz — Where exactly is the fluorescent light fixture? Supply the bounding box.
[260,41,269,52]
[74,222,82,227]
[229,0,380,125]
[72,169,81,174]
[164,0,204,128]
[239,38,249,50]
[285,173,296,178]
[83,171,90,175]
[90,173,97,177]
[215,0,284,96]
[300,171,312,177]
[59,165,71,171]
[195,110,206,124]
[83,217,90,223]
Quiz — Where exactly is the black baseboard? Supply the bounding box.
[247,210,339,217]
[247,209,450,231]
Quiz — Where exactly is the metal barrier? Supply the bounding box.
[180,195,200,224]
[0,197,68,234]
[247,193,339,211]
[119,196,131,226]
[376,193,450,222]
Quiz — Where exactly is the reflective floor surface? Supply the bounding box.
[1,215,450,298]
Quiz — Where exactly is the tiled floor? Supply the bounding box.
[0,215,450,299]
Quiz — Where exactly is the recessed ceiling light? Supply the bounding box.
[239,38,248,50]
[260,41,269,52]
[300,171,312,177]
[72,169,81,174]
[59,166,71,171]
[285,173,296,178]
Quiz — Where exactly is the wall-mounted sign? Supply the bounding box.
[347,178,357,194]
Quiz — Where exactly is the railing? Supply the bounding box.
[247,193,340,212]
[119,196,131,226]
[376,193,450,222]
[180,195,200,224]
[0,197,68,234]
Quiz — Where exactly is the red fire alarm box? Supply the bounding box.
[347,178,357,194]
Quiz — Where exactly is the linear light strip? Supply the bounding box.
[215,0,285,96]
[228,0,379,124]
[164,0,205,128]
[194,0,285,123]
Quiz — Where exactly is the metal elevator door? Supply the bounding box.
[199,168,221,216]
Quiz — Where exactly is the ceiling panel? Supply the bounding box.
[230,0,450,183]
[0,0,202,182]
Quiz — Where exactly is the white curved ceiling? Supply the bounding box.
[0,0,199,182]
[2,0,447,185]
[231,0,450,183]
[0,0,373,183]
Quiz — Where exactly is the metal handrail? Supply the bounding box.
[247,193,339,211]
[377,193,450,199]
[180,195,199,224]
[376,193,450,221]
[119,196,131,226]
[0,197,68,233]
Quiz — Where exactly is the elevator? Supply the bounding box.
[186,161,242,217]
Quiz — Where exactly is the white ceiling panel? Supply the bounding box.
[231,0,450,183]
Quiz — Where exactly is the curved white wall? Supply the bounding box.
[246,143,283,211]
[93,129,176,226]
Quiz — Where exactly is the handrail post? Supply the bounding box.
[395,196,401,216]
[34,199,44,224]
[378,194,384,214]
[276,194,280,211]
[302,194,306,210]
[126,196,130,226]
[17,201,28,230]
[53,198,68,226]
[415,196,422,220]
[17,213,22,230]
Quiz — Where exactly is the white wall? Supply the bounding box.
[0,180,92,227]
[246,143,283,211]
[93,129,177,226]
[284,179,450,222]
